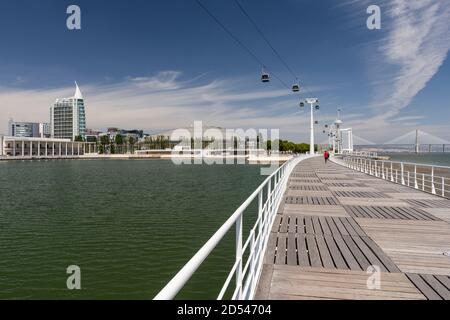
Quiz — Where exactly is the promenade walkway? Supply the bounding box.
[255,157,450,300]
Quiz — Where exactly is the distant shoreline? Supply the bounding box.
[0,154,293,164]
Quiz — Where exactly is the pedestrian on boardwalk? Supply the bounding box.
[324,150,330,164]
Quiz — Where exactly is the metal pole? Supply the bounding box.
[414,165,418,189]
[235,214,243,300]
[310,103,314,155]
[374,160,378,177]
[431,166,436,194]
[401,163,405,185]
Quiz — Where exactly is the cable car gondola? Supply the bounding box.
[292,82,300,92]
[261,67,270,83]
[299,102,305,108]
[315,105,320,110]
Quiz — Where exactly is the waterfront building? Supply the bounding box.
[85,128,102,142]
[119,129,144,141]
[105,128,144,143]
[107,127,119,142]
[0,135,96,157]
[141,125,264,155]
[50,82,86,141]
[7,119,50,138]
[39,123,51,138]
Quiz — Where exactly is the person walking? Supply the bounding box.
[324,150,330,164]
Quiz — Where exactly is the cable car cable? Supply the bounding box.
[195,0,290,90]
[233,0,298,79]
[233,0,320,99]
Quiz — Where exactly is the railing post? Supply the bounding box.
[249,230,256,298]
[258,190,263,240]
[395,169,398,183]
[401,163,405,185]
[407,171,410,187]
[374,160,378,177]
[268,178,272,216]
[382,161,385,179]
[414,165,418,189]
[442,177,445,197]
[422,173,425,191]
[431,166,436,195]
[390,163,394,182]
[235,213,243,300]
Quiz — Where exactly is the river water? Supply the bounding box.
[0,159,265,299]
[382,153,450,167]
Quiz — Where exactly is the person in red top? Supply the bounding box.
[324,150,330,164]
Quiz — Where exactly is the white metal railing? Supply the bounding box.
[335,156,450,199]
[154,154,313,300]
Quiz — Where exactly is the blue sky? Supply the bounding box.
[0,0,449,143]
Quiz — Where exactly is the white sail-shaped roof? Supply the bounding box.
[74,81,83,100]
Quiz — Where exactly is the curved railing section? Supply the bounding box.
[335,156,450,199]
[154,155,313,300]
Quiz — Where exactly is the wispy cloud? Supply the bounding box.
[376,0,450,117]
[340,0,450,143]
[0,71,328,140]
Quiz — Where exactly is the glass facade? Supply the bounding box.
[51,98,86,141]
[77,99,86,138]
[9,122,40,138]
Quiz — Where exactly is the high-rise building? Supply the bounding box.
[8,119,50,138]
[50,82,86,141]
[39,123,51,138]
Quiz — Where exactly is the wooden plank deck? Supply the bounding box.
[255,157,450,300]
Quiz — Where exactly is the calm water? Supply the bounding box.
[383,153,450,167]
[0,159,265,299]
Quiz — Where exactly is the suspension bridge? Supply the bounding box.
[353,130,450,153]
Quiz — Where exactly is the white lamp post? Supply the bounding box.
[303,98,319,155]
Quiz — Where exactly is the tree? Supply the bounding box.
[115,134,124,146]
[268,140,311,154]
[115,135,124,154]
[100,135,110,154]
[74,135,84,142]
[128,136,136,153]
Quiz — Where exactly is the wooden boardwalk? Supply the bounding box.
[255,157,450,300]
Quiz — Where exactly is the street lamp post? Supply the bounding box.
[334,108,343,154]
[305,98,319,155]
